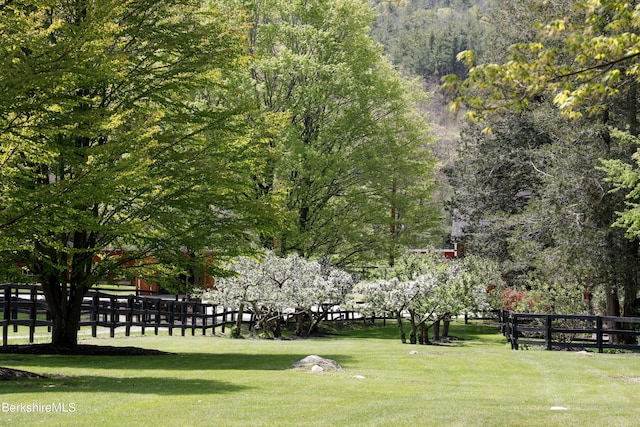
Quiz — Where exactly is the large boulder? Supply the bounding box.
[292,355,342,371]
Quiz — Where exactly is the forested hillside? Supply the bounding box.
[371,0,493,80]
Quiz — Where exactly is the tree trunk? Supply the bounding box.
[606,286,622,344]
[408,309,417,344]
[432,318,441,342]
[622,240,640,318]
[419,322,431,345]
[389,179,398,267]
[260,312,270,337]
[396,312,406,343]
[442,313,451,338]
[269,316,281,338]
[41,278,87,347]
[295,311,304,336]
[618,240,640,343]
[306,308,329,336]
[50,308,82,347]
[233,303,245,338]
[605,287,620,314]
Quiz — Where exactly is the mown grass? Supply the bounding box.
[1,321,639,426]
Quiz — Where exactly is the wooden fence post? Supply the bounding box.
[545,315,552,351]
[126,295,134,337]
[154,300,160,335]
[180,302,187,336]
[3,286,10,347]
[191,302,197,336]
[109,295,116,338]
[596,316,603,353]
[141,298,147,336]
[29,286,37,343]
[12,287,18,333]
[209,305,216,335]
[167,300,174,336]
[202,305,208,336]
[512,314,519,350]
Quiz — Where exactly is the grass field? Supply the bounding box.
[1,321,639,426]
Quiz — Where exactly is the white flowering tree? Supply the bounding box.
[282,259,355,336]
[351,278,417,343]
[203,255,276,338]
[202,251,354,337]
[350,252,503,344]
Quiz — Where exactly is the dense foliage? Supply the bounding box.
[0,0,443,346]
[444,0,640,319]
[0,0,283,345]
[371,0,493,79]
[240,0,440,267]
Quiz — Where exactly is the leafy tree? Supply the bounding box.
[238,0,440,267]
[352,277,417,343]
[0,1,278,346]
[450,107,640,318]
[370,0,494,79]
[455,254,504,320]
[445,0,640,122]
[282,258,355,336]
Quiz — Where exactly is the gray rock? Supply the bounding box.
[292,355,342,371]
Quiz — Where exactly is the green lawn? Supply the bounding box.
[1,322,639,426]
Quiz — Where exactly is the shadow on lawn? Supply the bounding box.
[1,375,250,395]
[328,322,400,340]
[0,352,355,372]
[330,321,505,346]
[440,323,505,348]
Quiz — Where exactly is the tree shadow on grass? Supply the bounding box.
[0,353,355,372]
[446,322,505,346]
[326,322,400,340]
[0,352,356,396]
[0,374,250,395]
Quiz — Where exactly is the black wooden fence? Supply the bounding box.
[500,310,640,352]
[0,284,367,346]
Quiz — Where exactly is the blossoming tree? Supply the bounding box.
[201,251,354,337]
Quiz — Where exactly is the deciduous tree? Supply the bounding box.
[238,0,440,267]
[202,251,354,337]
[351,252,500,343]
[0,0,277,346]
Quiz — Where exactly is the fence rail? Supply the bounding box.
[0,284,369,346]
[500,310,640,352]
